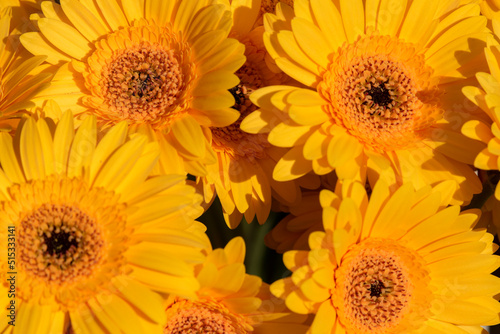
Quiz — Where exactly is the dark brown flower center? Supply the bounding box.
[369,279,385,297]
[365,83,393,108]
[18,203,105,284]
[43,230,79,257]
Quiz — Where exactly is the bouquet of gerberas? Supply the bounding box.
[1,0,500,333]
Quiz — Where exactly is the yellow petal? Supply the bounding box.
[340,0,364,43]
[0,133,25,183]
[269,57,317,88]
[191,29,227,62]
[126,242,196,277]
[462,120,494,142]
[291,17,330,70]
[60,0,108,41]
[224,236,246,264]
[300,278,330,302]
[93,294,144,334]
[96,0,128,31]
[16,302,55,334]
[230,0,260,36]
[277,30,320,77]
[274,145,312,181]
[20,32,71,65]
[268,122,312,147]
[145,0,175,26]
[426,16,486,58]
[88,121,128,183]
[310,301,336,334]
[122,0,145,23]
[428,255,500,278]
[376,0,408,36]
[288,104,329,126]
[186,4,230,41]
[303,129,328,160]
[326,131,362,169]
[310,0,346,50]
[53,110,75,175]
[113,276,166,325]
[362,178,391,238]
[93,135,149,191]
[192,70,239,97]
[20,117,45,180]
[170,115,206,159]
[114,142,160,195]
[174,0,216,32]
[198,39,245,74]
[38,17,91,60]
[229,161,252,213]
[431,296,500,326]
[399,0,439,44]
[404,206,461,249]
[67,116,97,179]
[70,304,107,333]
[130,266,199,298]
[36,119,56,176]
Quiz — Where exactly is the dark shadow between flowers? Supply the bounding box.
[198,196,289,284]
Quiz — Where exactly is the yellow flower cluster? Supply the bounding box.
[0,0,500,333]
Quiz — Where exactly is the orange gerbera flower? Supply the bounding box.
[272,179,500,333]
[21,0,245,176]
[241,1,488,205]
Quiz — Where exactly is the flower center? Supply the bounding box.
[346,57,417,127]
[333,238,431,334]
[18,203,104,284]
[164,298,250,334]
[319,34,442,152]
[366,83,393,107]
[104,45,183,117]
[44,229,78,256]
[369,279,385,297]
[211,60,269,161]
[343,250,412,330]
[83,20,195,129]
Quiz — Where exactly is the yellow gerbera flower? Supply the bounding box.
[197,0,316,227]
[20,0,245,176]
[0,105,209,333]
[0,4,52,131]
[164,236,309,334]
[241,1,488,205]
[463,23,500,201]
[271,179,500,333]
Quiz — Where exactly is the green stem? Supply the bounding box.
[242,216,274,279]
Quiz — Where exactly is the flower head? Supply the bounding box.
[271,179,500,333]
[198,0,315,227]
[20,0,246,176]
[0,104,209,333]
[241,0,488,204]
[164,236,309,334]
